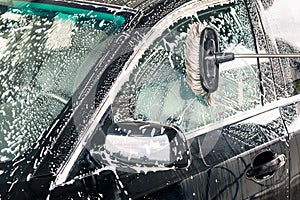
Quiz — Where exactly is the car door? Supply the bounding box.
[122,0,289,199]
[88,0,289,199]
[50,0,290,199]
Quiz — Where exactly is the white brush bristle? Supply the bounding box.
[185,23,211,105]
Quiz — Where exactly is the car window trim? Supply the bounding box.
[186,94,300,140]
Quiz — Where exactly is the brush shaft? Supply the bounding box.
[234,53,300,58]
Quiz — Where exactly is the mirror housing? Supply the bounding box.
[103,121,190,169]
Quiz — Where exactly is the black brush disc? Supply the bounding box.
[199,27,219,93]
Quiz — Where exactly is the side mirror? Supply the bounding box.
[103,121,190,170]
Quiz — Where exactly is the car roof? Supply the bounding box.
[80,0,159,9]
[91,0,145,8]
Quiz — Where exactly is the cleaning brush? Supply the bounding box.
[185,23,217,105]
[185,24,300,106]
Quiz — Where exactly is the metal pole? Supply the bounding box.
[234,54,300,58]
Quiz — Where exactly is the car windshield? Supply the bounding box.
[0,0,125,162]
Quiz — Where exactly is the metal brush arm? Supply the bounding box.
[235,53,300,58]
[213,52,300,64]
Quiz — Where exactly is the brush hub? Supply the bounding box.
[199,27,219,93]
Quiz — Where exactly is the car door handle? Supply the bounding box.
[246,154,286,179]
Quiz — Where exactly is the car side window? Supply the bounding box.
[112,1,262,133]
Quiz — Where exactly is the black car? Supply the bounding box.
[0,0,300,199]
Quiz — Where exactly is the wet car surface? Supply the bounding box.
[0,0,300,199]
